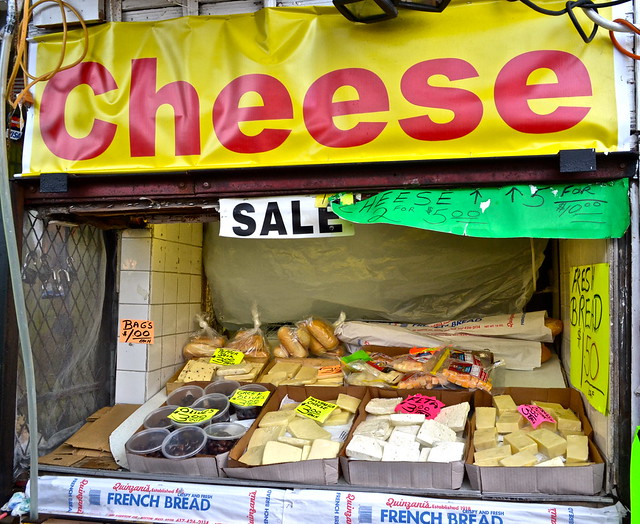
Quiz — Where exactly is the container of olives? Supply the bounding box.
[125,427,170,458]
[191,393,231,423]
[161,426,207,459]
[203,422,247,456]
[166,385,204,407]
[143,405,179,430]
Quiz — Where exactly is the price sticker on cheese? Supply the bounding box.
[209,348,245,366]
[295,396,337,423]
[518,405,556,428]
[167,406,219,424]
[395,394,445,419]
[229,389,270,407]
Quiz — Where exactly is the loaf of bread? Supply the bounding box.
[545,317,563,337]
[306,318,339,350]
[182,335,227,359]
[277,326,308,358]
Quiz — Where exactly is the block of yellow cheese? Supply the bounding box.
[528,428,567,458]
[474,445,511,464]
[269,361,302,378]
[336,393,361,414]
[535,456,565,467]
[556,408,582,433]
[176,358,217,382]
[473,427,498,451]
[499,450,538,467]
[492,395,518,415]
[322,409,352,427]
[503,430,538,454]
[247,426,286,449]
[475,407,497,430]
[239,444,265,465]
[307,438,341,460]
[496,412,525,434]
[566,434,589,463]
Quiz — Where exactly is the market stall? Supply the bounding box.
[2,1,638,522]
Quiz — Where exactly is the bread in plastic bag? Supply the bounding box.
[226,305,270,358]
[301,313,346,357]
[182,313,227,359]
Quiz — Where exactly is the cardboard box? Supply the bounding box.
[166,356,268,393]
[125,449,225,477]
[339,388,472,490]
[465,387,605,495]
[224,385,368,485]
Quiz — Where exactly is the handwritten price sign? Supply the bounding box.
[517,405,556,429]
[229,390,270,407]
[167,406,219,424]
[295,397,337,423]
[395,394,445,418]
[209,348,245,366]
[119,319,154,344]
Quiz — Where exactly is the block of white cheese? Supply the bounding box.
[475,407,497,430]
[346,434,384,461]
[528,428,567,458]
[288,418,332,440]
[365,397,402,415]
[307,438,341,460]
[416,419,457,447]
[419,447,431,462]
[301,444,311,461]
[389,413,426,426]
[388,428,419,446]
[566,434,589,463]
[262,441,303,465]
[176,359,217,382]
[426,441,466,463]
[382,441,421,462]
[392,424,420,436]
[353,418,392,440]
[535,456,565,467]
[434,402,471,432]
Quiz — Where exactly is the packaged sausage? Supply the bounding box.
[428,347,498,392]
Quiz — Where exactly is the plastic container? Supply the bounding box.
[230,383,270,420]
[166,385,204,407]
[204,422,247,455]
[191,393,231,423]
[125,427,170,457]
[143,405,179,430]
[161,426,207,460]
[204,379,240,398]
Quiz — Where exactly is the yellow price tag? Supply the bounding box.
[209,348,245,366]
[294,396,337,423]
[167,406,219,424]
[229,389,270,407]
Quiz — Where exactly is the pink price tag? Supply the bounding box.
[518,404,556,428]
[395,394,445,419]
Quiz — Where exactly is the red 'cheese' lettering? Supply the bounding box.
[38,50,594,161]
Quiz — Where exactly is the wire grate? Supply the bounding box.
[14,212,111,478]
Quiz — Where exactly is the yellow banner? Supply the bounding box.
[23,3,622,176]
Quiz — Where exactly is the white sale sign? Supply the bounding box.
[218,195,355,239]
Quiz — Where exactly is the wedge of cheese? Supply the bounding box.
[307,439,341,460]
[277,435,311,447]
[259,410,296,428]
[322,409,352,427]
[426,441,465,463]
[416,419,457,447]
[390,413,425,426]
[336,393,361,413]
[262,441,303,465]
[365,397,402,415]
[247,426,286,449]
[535,456,565,467]
[353,418,392,440]
[382,441,421,462]
[499,450,538,467]
[346,435,383,461]
[288,418,332,440]
[176,359,217,382]
[239,444,265,465]
[474,445,511,464]
[434,402,470,432]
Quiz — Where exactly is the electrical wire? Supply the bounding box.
[6,0,89,109]
[609,18,640,59]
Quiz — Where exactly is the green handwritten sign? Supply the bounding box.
[330,180,629,239]
[569,263,610,415]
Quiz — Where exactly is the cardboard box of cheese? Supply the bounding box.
[339,388,473,490]
[225,385,368,485]
[465,387,605,495]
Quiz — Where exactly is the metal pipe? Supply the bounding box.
[0,1,39,520]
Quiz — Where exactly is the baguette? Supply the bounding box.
[306,318,339,350]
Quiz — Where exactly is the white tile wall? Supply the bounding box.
[115,223,204,404]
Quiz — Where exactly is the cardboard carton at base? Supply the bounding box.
[465,387,605,495]
[339,388,473,490]
[166,355,268,393]
[224,385,368,485]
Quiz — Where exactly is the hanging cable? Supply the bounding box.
[6,0,89,109]
[609,18,640,59]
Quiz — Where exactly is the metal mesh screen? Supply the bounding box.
[14,211,111,478]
